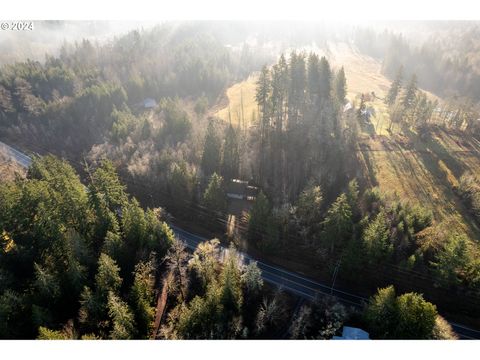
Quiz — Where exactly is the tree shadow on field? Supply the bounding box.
[403,127,467,182]
[358,142,378,187]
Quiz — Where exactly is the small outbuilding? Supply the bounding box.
[142,98,157,109]
[226,179,258,201]
[332,326,370,340]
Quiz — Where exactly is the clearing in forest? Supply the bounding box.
[358,127,480,239]
[215,74,259,128]
[216,43,480,240]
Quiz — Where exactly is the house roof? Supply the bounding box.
[227,179,248,195]
[332,326,370,340]
[143,98,157,108]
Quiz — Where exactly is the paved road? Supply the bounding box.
[171,225,365,306]
[0,140,32,168]
[3,139,479,339]
[171,226,480,340]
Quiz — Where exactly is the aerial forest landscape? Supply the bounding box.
[1,18,480,341]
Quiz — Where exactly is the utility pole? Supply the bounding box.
[330,260,341,295]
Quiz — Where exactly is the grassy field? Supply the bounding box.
[330,42,480,239]
[358,128,480,239]
[328,42,392,99]
[214,74,259,128]
[215,43,480,240]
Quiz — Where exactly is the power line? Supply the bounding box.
[3,137,480,304]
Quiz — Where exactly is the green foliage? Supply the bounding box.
[167,245,244,340]
[290,296,347,339]
[102,231,124,263]
[432,315,458,340]
[322,193,353,254]
[219,245,243,315]
[221,125,240,180]
[37,327,70,340]
[78,253,123,336]
[159,98,192,144]
[346,179,359,207]
[174,289,222,339]
[255,66,271,120]
[362,210,393,263]
[402,74,418,109]
[294,182,323,243]
[167,162,196,214]
[90,160,127,209]
[27,155,90,235]
[110,108,137,143]
[363,187,383,211]
[201,120,221,177]
[395,291,438,339]
[247,191,271,246]
[242,261,264,296]
[129,259,156,339]
[107,292,135,340]
[95,253,122,297]
[317,56,332,102]
[385,65,403,106]
[120,201,173,274]
[189,239,220,289]
[37,322,76,340]
[194,95,209,116]
[458,172,480,223]
[122,199,148,246]
[0,290,26,338]
[254,291,287,338]
[431,233,477,289]
[202,173,226,216]
[364,285,438,339]
[88,160,127,239]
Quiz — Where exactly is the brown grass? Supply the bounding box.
[215,74,259,128]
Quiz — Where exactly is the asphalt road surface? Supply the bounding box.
[0,140,32,168]
[171,225,480,340]
[2,139,479,339]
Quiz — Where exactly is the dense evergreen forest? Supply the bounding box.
[0,157,457,339]
[1,21,480,339]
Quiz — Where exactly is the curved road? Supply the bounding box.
[171,225,480,340]
[2,139,479,339]
[0,140,32,168]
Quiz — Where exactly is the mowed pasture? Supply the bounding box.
[359,128,480,238]
[333,43,480,239]
[329,43,480,239]
[216,43,480,239]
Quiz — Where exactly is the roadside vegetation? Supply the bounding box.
[1,21,480,339]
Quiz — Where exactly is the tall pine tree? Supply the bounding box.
[221,124,240,180]
[201,120,221,178]
[385,66,403,106]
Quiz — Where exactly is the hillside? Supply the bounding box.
[216,42,480,240]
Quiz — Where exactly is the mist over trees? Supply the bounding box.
[354,24,480,107]
[1,20,480,340]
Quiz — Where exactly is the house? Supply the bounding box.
[332,326,370,340]
[227,179,250,200]
[226,179,258,201]
[142,98,157,109]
